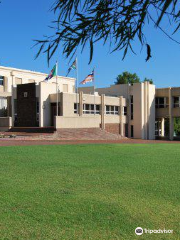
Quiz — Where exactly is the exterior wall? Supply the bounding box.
[39,82,57,127]
[96,84,130,98]
[51,83,156,139]
[80,83,155,139]
[53,92,127,132]
[78,87,95,94]
[55,116,101,129]
[156,108,169,118]
[129,83,143,139]
[105,124,120,134]
[0,117,12,131]
[0,66,75,96]
[148,83,156,140]
[105,115,120,123]
[61,93,78,117]
[172,108,180,117]
[156,88,169,97]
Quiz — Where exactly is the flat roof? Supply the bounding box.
[0,65,75,81]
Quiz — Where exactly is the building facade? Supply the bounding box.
[0,65,178,140]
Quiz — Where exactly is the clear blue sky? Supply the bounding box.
[0,0,180,88]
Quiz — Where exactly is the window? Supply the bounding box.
[96,105,100,114]
[123,107,127,116]
[74,103,79,114]
[155,120,162,137]
[173,97,180,108]
[130,95,133,120]
[106,105,110,114]
[83,104,100,114]
[155,97,167,108]
[0,97,7,117]
[0,76,4,86]
[105,105,119,115]
[125,124,128,137]
[131,125,134,138]
[115,106,118,114]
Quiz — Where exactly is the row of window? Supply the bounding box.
[155,97,168,108]
[156,97,180,108]
[74,104,127,115]
[173,97,180,108]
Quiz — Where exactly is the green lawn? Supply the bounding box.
[0,144,180,240]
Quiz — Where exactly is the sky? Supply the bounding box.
[0,0,180,88]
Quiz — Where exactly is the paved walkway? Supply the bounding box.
[0,138,179,146]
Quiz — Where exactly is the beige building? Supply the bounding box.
[0,65,178,140]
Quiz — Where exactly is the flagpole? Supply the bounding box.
[76,57,79,115]
[94,68,96,115]
[56,61,59,116]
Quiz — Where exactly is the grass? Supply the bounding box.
[0,144,180,240]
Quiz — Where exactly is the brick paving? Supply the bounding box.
[0,128,179,146]
[3,128,125,141]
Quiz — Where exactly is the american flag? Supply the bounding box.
[80,70,94,85]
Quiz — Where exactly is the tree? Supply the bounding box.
[144,77,153,84]
[115,72,140,85]
[35,1,180,64]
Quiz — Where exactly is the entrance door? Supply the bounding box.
[51,103,60,126]
[16,83,37,127]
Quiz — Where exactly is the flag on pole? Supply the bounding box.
[80,70,94,85]
[66,59,77,76]
[44,64,57,81]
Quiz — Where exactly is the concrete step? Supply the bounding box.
[9,127,56,133]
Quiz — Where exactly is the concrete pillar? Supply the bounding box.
[79,91,83,116]
[39,82,43,127]
[143,81,148,140]
[147,81,150,139]
[10,72,15,127]
[169,87,174,140]
[161,118,165,137]
[4,77,8,92]
[7,97,11,117]
[101,94,105,130]
[169,117,174,140]
[60,92,63,116]
[119,96,124,136]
